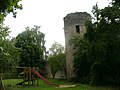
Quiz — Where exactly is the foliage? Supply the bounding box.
[89,1,120,85]
[49,42,64,55]
[73,0,120,85]
[72,37,91,83]
[48,53,65,79]
[0,24,20,66]
[48,42,66,79]
[0,0,22,23]
[15,26,46,68]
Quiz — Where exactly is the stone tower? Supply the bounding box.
[64,12,91,80]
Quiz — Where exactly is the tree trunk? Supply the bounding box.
[63,65,67,79]
[52,73,56,79]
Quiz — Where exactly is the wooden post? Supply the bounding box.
[37,78,39,86]
[0,67,5,90]
[25,67,31,85]
[29,67,31,85]
[23,67,31,85]
[0,77,5,90]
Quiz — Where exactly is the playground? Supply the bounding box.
[0,66,77,90]
[0,66,59,89]
[0,66,118,90]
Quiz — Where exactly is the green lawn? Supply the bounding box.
[2,79,119,90]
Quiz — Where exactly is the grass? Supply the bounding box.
[2,79,119,90]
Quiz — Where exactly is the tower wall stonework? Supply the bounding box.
[64,12,91,80]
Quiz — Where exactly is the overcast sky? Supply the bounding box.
[4,0,111,49]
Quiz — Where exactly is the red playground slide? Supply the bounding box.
[31,68,59,87]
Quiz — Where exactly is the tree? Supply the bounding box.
[48,53,65,79]
[48,42,66,79]
[15,26,46,68]
[0,24,20,66]
[0,0,22,23]
[0,0,23,65]
[88,1,120,85]
[72,37,91,83]
[73,0,120,85]
[49,42,64,55]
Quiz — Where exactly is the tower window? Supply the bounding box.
[75,25,80,33]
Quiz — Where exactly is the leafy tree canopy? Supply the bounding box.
[0,0,22,23]
[15,26,46,68]
[0,24,20,66]
[73,0,120,85]
[49,42,64,55]
[48,42,66,79]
